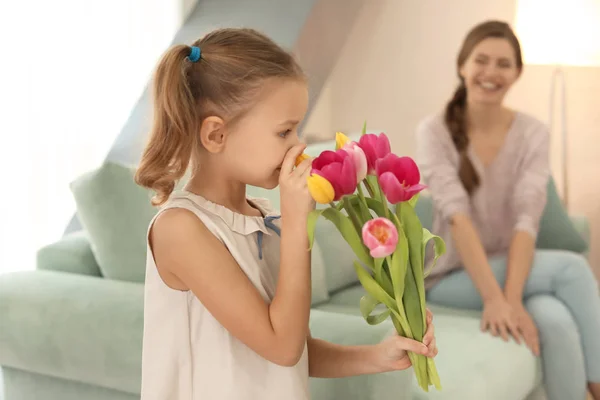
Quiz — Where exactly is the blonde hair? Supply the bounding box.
[134,28,305,205]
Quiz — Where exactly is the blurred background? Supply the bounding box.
[0,0,598,399]
[1,0,598,278]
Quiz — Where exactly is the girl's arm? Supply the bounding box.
[308,311,436,378]
[307,338,384,378]
[504,125,550,303]
[151,146,314,368]
[151,209,311,367]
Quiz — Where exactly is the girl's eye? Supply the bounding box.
[279,129,291,138]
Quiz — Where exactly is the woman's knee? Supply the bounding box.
[539,250,597,287]
[558,252,597,284]
[526,295,580,341]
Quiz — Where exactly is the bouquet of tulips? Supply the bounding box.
[303,126,446,392]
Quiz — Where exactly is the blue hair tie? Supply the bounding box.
[188,46,201,63]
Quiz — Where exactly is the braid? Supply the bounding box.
[444,83,480,195]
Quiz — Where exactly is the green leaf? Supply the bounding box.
[321,208,374,269]
[353,261,398,312]
[361,120,367,136]
[408,193,420,208]
[360,294,390,325]
[366,175,382,202]
[364,197,387,218]
[403,260,425,341]
[398,202,427,328]
[374,257,394,297]
[389,225,409,313]
[345,194,371,225]
[307,209,324,250]
[374,256,384,282]
[422,227,446,277]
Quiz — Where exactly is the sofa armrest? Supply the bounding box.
[308,309,413,400]
[36,230,102,276]
[0,270,143,394]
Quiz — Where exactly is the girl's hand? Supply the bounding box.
[481,296,521,343]
[372,309,438,372]
[510,302,540,356]
[279,144,315,220]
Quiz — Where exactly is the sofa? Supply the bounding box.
[0,137,591,400]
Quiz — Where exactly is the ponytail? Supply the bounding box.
[444,83,479,195]
[135,45,198,206]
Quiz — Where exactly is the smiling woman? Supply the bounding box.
[415,20,600,400]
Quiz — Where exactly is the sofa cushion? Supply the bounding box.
[415,177,588,254]
[36,230,102,277]
[318,284,542,400]
[70,162,156,282]
[536,177,588,253]
[0,270,144,394]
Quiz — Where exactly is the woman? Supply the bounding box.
[415,20,600,400]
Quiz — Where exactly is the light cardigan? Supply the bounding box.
[415,111,550,289]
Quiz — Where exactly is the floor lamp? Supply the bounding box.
[514,0,600,208]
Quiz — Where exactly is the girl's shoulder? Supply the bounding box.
[157,191,280,237]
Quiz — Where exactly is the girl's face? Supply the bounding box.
[459,37,521,106]
[223,79,309,189]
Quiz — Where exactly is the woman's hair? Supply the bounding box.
[444,20,523,195]
[135,28,305,205]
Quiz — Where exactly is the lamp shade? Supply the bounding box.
[514,0,600,66]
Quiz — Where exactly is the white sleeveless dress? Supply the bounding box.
[140,190,310,400]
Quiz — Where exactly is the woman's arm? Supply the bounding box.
[504,232,535,303]
[504,124,550,302]
[450,214,504,302]
[415,118,503,302]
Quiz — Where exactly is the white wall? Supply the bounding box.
[303,0,600,275]
[0,0,197,274]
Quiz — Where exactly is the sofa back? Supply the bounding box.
[46,134,589,300]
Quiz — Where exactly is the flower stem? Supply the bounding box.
[363,178,375,197]
[343,196,362,233]
[377,184,390,219]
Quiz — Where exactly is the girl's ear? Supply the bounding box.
[199,116,227,153]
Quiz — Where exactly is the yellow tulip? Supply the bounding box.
[295,153,310,167]
[335,132,350,150]
[307,174,335,204]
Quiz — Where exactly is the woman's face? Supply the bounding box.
[459,37,521,106]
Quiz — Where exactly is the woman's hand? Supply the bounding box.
[510,302,540,356]
[279,144,315,220]
[481,296,521,343]
[372,309,438,372]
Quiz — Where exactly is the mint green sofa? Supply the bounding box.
[0,137,590,400]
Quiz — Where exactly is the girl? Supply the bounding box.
[415,20,600,400]
[135,28,437,399]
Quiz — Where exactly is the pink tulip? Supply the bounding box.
[376,154,426,203]
[342,142,368,182]
[357,133,392,174]
[362,217,398,258]
[311,149,357,201]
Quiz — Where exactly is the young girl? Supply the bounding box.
[416,20,600,400]
[135,28,437,399]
